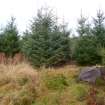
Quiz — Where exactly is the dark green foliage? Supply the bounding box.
[92,9,105,47]
[77,14,92,37]
[74,36,101,65]
[74,12,104,65]
[22,8,71,67]
[0,17,20,57]
[70,37,78,60]
[0,33,5,52]
[1,8,105,66]
[77,14,86,36]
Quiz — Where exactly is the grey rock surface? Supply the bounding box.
[79,66,105,83]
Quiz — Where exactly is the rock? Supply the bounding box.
[79,66,102,83]
[100,67,105,75]
[100,67,105,80]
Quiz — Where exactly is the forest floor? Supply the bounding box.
[0,63,105,105]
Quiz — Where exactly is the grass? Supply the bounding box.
[0,63,105,105]
[0,63,38,105]
[44,74,69,90]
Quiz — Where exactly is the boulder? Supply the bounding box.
[100,67,105,80]
[100,67,105,76]
[79,66,105,83]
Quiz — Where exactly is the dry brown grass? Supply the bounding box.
[0,63,38,105]
[0,63,85,105]
[0,63,105,105]
[0,63,38,86]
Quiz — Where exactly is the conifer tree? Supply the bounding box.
[22,8,71,67]
[92,9,105,47]
[77,14,91,36]
[3,17,20,57]
[74,13,101,65]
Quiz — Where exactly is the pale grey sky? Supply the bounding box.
[0,0,105,33]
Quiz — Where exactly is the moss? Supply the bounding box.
[71,84,88,101]
[45,74,69,90]
[96,78,105,86]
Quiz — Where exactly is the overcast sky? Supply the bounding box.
[0,0,105,34]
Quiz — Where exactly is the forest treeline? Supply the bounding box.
[0,8,105,67]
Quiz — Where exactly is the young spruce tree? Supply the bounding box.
[22,8,71,67]
[74,14,101,65]
[2,17,20,57]
[93,9,105,47]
